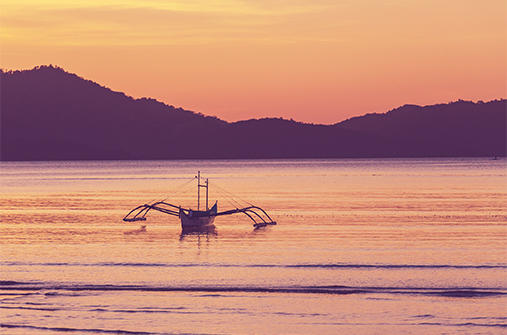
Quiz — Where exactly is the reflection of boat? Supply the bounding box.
[180,225,217,241]
[123,172,276,229]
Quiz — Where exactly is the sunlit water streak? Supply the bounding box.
[1,158,506,334]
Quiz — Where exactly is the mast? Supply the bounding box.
[197,171,209,211]
[197,171,200,211]
[206,178,209,211]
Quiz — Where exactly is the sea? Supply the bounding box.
[0,158,506,335]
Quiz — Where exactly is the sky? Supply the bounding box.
[1,0,505,124]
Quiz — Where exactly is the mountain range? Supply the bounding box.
[1,65,505,161]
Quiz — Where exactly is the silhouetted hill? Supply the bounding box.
[1,65,505,160]
[337,100,506,157]
[1,65,227,160]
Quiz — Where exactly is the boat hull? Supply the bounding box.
[180,212,216,227]
[179,202,218,228]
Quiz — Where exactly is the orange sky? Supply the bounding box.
[1,0,505,124]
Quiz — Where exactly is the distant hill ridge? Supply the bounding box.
[1,65,505,160]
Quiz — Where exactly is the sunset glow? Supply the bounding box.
[1,0,505,123]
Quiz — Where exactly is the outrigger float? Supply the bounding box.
[123,172,276,229]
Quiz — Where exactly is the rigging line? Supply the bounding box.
[206,182,242,208]
[209,182,252,208]
[210,185,242,209]
[216,184,251,208]
[147,177,195,205]
[211,182,250,206]
[160,178,195,202]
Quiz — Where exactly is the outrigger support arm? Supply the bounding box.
[123,201,180,222]
[123,202,276,228]
[214,206,276,228]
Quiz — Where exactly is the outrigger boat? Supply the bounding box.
[123,172,276,229]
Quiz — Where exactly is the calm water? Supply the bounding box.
[1,158,506,334]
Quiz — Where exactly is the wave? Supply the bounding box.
[2,261,506,269]
[1,322,505,334]
[1,282,505,298]
[0,323,191,335]
[415,322,507,329]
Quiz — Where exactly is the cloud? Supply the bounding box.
[1,0,340,46]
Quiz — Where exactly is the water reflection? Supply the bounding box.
[179,225,217,241]
[123,225,147,235]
